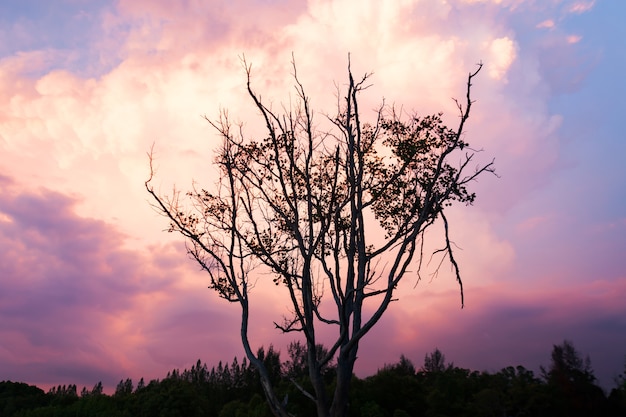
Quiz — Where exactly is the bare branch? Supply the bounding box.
[146,58,492,417]
[441,211,464,308]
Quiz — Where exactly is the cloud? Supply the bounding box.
[536,19,555,29]
[487,37,517,81]
[3,0,590,225]
[103,0,307,60]
[568,1,595,14]
[0,0,616,393]
[0,178,246,390]
[566,34,582,44]
[358,277,626,389]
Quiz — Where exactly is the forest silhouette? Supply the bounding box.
[2,340,625,417]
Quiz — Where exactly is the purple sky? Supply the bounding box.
[1,0,625,393]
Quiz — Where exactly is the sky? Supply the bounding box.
[1,0,625,394]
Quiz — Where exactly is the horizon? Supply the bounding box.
[1,0,625,395]
[2,338,618,395]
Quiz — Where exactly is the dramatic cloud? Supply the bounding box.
[377,278,626,388]
[1,0,623,392]
[0,177,245,389]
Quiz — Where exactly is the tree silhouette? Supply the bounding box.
[146,57,493,417]
[608,356,626,415]
[422,347,453,374]
[541,340,606,416]
[4,343,624,416]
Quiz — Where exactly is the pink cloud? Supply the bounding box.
[486,37,517,81]
[0,0,618,393]
[536,19,555,29]
[1,0,587,230]
[104,0,307,60]
[362,277,626,388]
[0,177,246,390]
[568,1,595,14]
[515,214,555,234]
[567,34,583,44]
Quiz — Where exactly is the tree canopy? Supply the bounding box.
[146,58,494,417]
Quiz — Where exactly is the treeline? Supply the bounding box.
[1,340,626,417]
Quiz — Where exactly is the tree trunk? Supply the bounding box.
[330,347,356,417]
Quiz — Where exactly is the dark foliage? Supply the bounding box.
[2,340,625,417]
[0,381,47,416]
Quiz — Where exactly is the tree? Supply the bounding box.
[146,57,493,417]
[283,340,335,380]
[541,340,606,416]
[0,381,47,415]
[383,354,416,377]
[136,377,145,392]
[114,378,134,397]
[608,356,626,415]
[91,381,104,396]
[541,340,596,390]
[422,348,452,374]
[356,356,425,416]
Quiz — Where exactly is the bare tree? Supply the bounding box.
[145,57,494,417]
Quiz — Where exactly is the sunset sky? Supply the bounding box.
[1,0,625,393]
